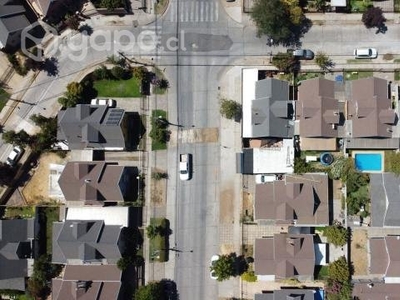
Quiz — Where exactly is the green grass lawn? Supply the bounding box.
[151,109,168,151]
[344,71,373,80]
[148,218,169,262]
[314,265,329,280]
[93,77,141,97]
[44,207,60,254]
[4,206,35,219]
[395,70,400,81]
[0,88,10,112]
[350,0,372,12]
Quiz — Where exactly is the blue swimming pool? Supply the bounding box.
[354,153,383,172]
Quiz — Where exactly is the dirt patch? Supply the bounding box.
[151,169,166,206]
[220,188,234,223]
[220,244,235,255]
[351,229,368,275]
[242,191,253,222]
[22,152,68,205]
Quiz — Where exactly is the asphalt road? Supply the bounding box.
[2,1,400,299]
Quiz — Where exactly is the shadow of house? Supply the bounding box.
[0,0,33,50]
[0,219,34,291]
[123,112,145,151]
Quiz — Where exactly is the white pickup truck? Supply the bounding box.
[179,154,192,181]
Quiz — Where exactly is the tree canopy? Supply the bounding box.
[315,52,334,71]
[323,223,348,247]
[328,256,350,283]
[220,99,242,121]
[210,254,236,281]
[58,81,84,108]
[250,0,309,44]
[134,281,165,300]
[2,130,30,147]
[362,6,386,29]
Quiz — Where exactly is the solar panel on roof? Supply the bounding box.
[105,109,124,126]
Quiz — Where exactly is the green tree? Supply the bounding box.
[271,52,299,73]
[220,99,242,120]
[294,157,314,174]
[117,256,132,271]
[111,66,126,79]
[250,0,306,44]
[323,224,348,247]
[362,6,386,29]
[58,82,84,108]
[328,156,353,181]
[328,256,350,283]
[93,65,111,80]
[146,224,159,239]
[30,116,58,153]
[241,270,257,282]
[100,0,124,10]
[211,254,236,281]
[134,281,165,300]
[2,130,30,147]
[132,66,148,81]
[315,52,334,71]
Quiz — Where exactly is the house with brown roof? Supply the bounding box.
[353,283,400,299]
[243,77,294,139]
[297,78,340,138]
[254,234,316,281]
[254,174,329,226]
[58,161,134,206]
[52,264,134,300]
[346,77,396,138]
[57,104,127,150]
[369,236,400,282]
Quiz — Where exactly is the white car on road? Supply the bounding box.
[210,255,220,280]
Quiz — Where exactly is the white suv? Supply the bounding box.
[90,98,116,107]
[6,146,24,166]
[354,48,377,59]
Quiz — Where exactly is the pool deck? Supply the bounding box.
[351,150,385,173]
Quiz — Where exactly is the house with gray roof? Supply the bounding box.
[254,289,321,300]
[243,78,294,138]
[369,236,400,282]
[57,104,127,150]
[58,161,133,206]
[370,173,400,227]
[296,78,339,138]
[0,0,31,49]
[52,264,133,300]
[52,219,124,265]
[254,234,316,281]
[0,218,34,290]
[254,174,329,226]
[346,77,396,138]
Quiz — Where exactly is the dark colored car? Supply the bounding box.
[293,49,315,60]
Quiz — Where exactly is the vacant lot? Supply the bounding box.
[351,229,368,275]
[22,152,68,204]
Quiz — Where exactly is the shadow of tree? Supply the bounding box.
[79,24,94,36]
[161,279,179,300]
[41,57,59,77]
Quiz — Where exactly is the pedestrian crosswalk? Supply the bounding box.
[168,0,219,23]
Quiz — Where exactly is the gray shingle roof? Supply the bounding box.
[0,219,34,290]
[57,105,126,150]
[255,289,316,300]
[245,78,293,138]
[0,1,30,48]
[52,220,123,264]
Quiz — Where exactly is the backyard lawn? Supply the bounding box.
[43,206,60,254]
[4,206,35,219]
[93,77,141,97]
